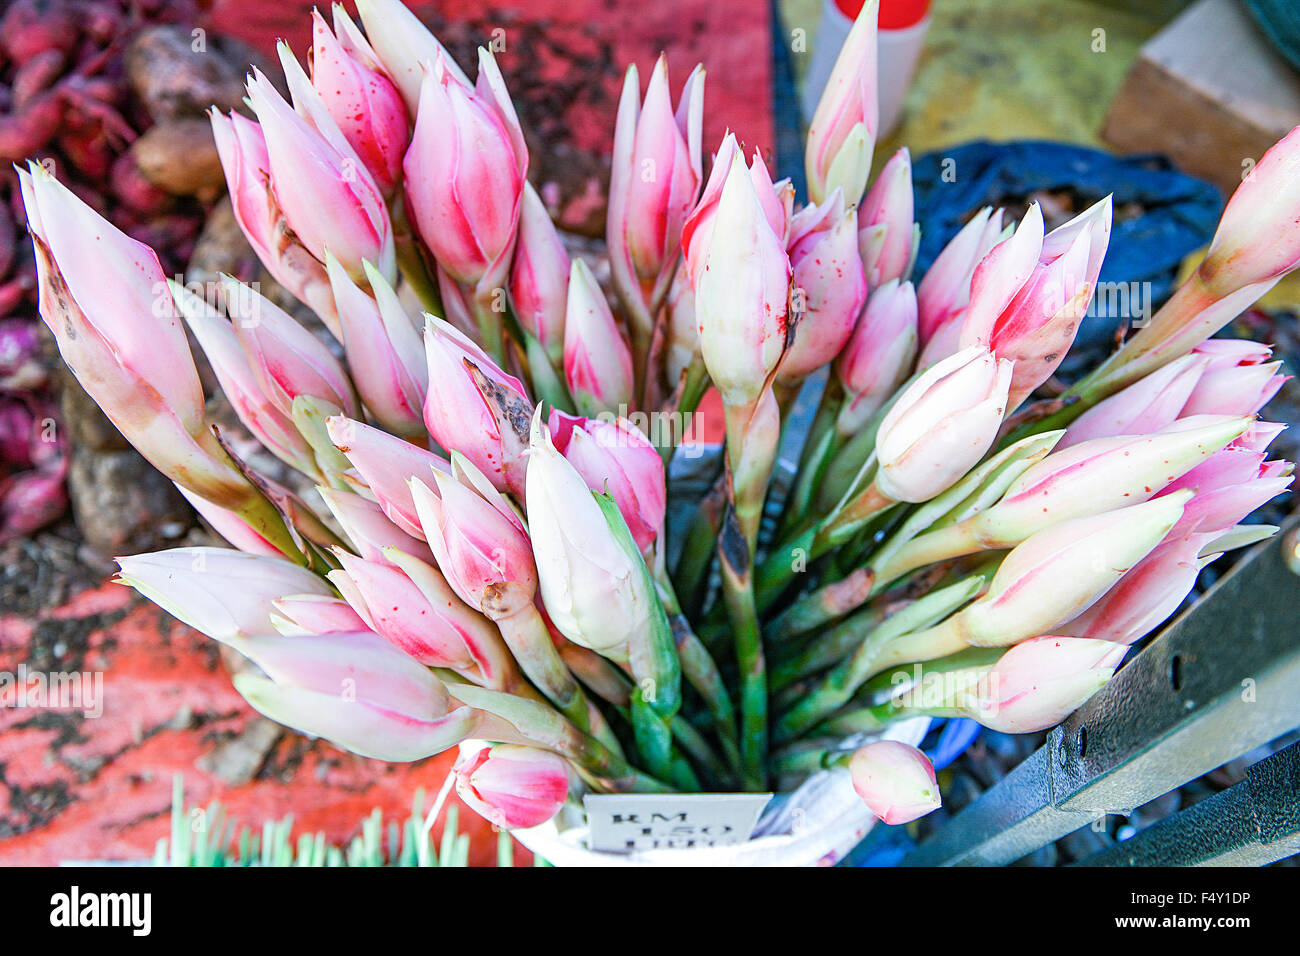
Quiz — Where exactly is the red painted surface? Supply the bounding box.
[0,583,512,866]
[209,0,774,160]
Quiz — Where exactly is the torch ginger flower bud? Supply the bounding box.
[220,275,358,419]
[271,594,370,634]
[509,182,570,362]
[331,549,508,682]
[917,206,1005,352]
[310,8,409,197]
[951,492,1191,648]
[326,415,450,539]
[317,486,434,566]
[327,254,427,439]
[230,629,487,762]
[681,134,793,290]
[694,152,792,408]
[1180,358,1285,418]
[19,164,252,510]
[960,636,1126,733]
[172,280,319,479]
[805,0,879,206]
[453,742,570,830]
[606,57,704,336]
[423,316,533,496]
[246,60,395,283]
[208,109,341,338]
[961,198,1112,407]
[355,0,471,114]
[780,188,867,386]
[835,279,918,436]
[115,548,332,643]
[857,147,917,287]
[1198,123,1300,298]
[848,740,940,825]
[548,410,667,555]
[411,471,537,621]
[968,415,1252,546]
[563,259,635,418]
[1059,353,1209,448]
[525,413,658,657]
[1059,534,1212,646]
[875,346,1013,503]
[404,50,527,290]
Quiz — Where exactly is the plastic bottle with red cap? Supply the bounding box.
[803,0,932,141]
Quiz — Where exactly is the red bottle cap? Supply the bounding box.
[835,0,931,30]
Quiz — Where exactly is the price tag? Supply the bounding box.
[583,793,773,853]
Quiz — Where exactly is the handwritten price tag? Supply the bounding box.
[583,793,773,853]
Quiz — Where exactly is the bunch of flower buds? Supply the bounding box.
[21,0,1297,838]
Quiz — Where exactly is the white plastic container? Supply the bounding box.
[801,0,932,140]
[513,717,931,866]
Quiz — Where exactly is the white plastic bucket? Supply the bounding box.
[512,717,931,866]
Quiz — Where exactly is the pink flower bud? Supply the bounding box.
[805,0,879,205]
[1192,338,1274,370]
[694,152,792,407]
[453,742,570,830]
[332,549,479,671]
[209,109,341,337]
[509,182,570,361]
[781,189,867,385]
[423,316,533,495]
[682,135,792,290]
[230,629,482,762]
[221,276,357,418]
[355,0,471,114]
[564,258,635,417]
[20,164,203,433]
[975,415,1251,544]
[835,279,918,435]
[1179,360,1285,418]
[272,594,369,634]
[526,414,658,655]
[318,487,434,566]
[327,254,427,438]
[311,8,409,196]
[848,740,940,825]
[411,472,537,620]
[548,410,666,554]
[954,493,1191,647]
[1059,534,1209,645]
[173,280,319,478]
[1059,353,1208,448]
[609,57,704,289]
[1158,446,1293,538]
[875,346,1013,502]
[857,147,916,287]
[20,165,250,508]
[1199,124,1300,297]
[116,548,332,643]
[917,206,1004,348]
[404,51,526,289]
[246,63,395,282]
[326,415,450,538]
[962,198,1112,407]
[962,636,1125,733]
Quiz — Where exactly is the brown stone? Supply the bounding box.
[129,120,226,199]
[67,448,192,555]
